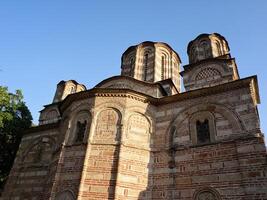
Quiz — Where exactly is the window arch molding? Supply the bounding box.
[124,111,152,149]
[67,110,91,145]
[55,189,76,200]
[123,105,155,134]
[126,53,136,77]
[158,49,170,80]
[141,48,153,81]
[20,136,56,165]
[91,107,122,144]
[193,187,221,200]
[166,103,245,147]
[169,126,177,147]
[189,111,216,145]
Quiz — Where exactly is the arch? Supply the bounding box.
[122,50,136,77]
[190,45,198,63]
[166,103,245,147]
[161,54,166,79]
[159,48,170,79]
[124,105,155,133]
[144,53,149,81]
[190,63,225,83]
[193,187,221,200]
[189,111,216,145]
[67,110,91,145]
[21,136,56,164]
[199,39,211,58]
[169,126,177,147]
[214,40,222,56]
[92,107,122,144]
[125,112,151,148]
[55,189,75,200]
[130,57,135,77]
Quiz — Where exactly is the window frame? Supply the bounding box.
[189,111,216,145]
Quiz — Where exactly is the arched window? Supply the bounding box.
[70,86,75,94]
[196,119,210,144]
[200,41,210,58]
[161,55,165,79]
[194,188,221,200]
[75,120,87,143]
[189,111,216,145]
[215,42,222,56]
[67,111,90,145]
[130,58,134,76]
[144,53,149,81]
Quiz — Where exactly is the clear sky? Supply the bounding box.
[1,1,267,140]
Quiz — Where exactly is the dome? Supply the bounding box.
[187,33,230,64]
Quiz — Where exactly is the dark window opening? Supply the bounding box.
[75,120,87,142]
[196,119,210,144]
[161,56,165,79]
[70,87,75,94]
[130,58,134,76]
[144,54,148,81]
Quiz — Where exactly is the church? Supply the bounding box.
[2,33,267,199]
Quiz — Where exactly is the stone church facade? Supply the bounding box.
[2,33,267,199]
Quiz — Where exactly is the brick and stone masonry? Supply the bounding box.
[2,33,267,200]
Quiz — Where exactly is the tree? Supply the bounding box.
[0,86,32,190]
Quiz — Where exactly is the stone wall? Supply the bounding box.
[2,79,266,200]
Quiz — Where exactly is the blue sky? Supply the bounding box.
[1,1,267,139]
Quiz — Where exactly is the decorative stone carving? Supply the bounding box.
[94,108,121,143]
[22,137,54,165]
[195,68,221,81]
[127,113,150,147]
[197,191,217,200]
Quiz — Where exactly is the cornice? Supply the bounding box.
[24,122,60,135]
[58,75,259,111]
[26,76,260,134]
[122,41,181,63]
[180,56,234,76]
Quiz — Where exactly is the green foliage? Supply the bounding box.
[0,86,32,190]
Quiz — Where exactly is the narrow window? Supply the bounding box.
[70,86,75,94]
[161,56,165,79]
[196,119,210,144]
[130,58,134,76]
[75,120,87,142]
[144,54,149,81]
[216,42,222,56]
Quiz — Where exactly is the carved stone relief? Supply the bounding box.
[94,108,120,143]
[23,137,54,165]
[195,68,221,81]
[127,113,150,147]
[197,191,217,200]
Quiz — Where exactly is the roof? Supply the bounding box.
[187,33,230,55]
[57,80,87,90]
[28,75,260,134]
[122,41,181,63]
[58,75,260,112]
